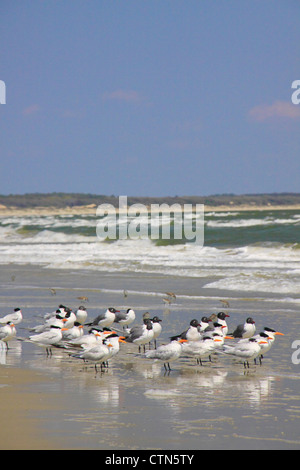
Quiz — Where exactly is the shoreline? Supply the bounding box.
[0,264,299,450]
[0,203,300,217]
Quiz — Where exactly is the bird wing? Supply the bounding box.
[114,312,127,322]
[126,325,144,342]
[231,324,245,338]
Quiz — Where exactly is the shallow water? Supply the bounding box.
[0,264,300,449]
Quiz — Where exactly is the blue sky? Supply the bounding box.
[1,0,300,197]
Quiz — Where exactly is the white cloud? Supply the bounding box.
[102,89,144,104]
[249,100,300,121]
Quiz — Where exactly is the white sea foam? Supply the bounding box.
[0,212,299,295]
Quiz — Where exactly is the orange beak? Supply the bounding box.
[118,336,127,343]
[179,339,188,343]
[275,332,284,336]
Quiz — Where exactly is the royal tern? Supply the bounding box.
[61,322,84,341]
[28,325,68,356]
[229,317,256,339]
[100,333,126,367]
[145,338,187,371]
[124,318,154,353]
[30,313,68,333]
[85,307,120,328]
[221,337,268,368]
[71,338,113,372]
[204,322,228,341]
[0,322,16,348]
[170,319,201,342]
[199,317,210,332]
[63,309,77,329]
[65,328,110,350]
[114,308,136,329]
[75,306,88,325]
[182,334,224,365]
[43,305,69,321]
[0,308,22,325]
[253,328,284,364]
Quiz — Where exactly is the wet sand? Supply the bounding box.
[0,265,300,450]
[0,366,65,450]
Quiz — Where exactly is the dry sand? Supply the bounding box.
[0,203,300,217]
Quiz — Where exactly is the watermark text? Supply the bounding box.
[96,196,204,245]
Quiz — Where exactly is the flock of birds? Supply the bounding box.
[0,304,284,373]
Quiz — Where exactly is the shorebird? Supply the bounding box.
[85,307,120,328]
[182,334,224,365]
[145,338,187,372]
[65,328,113,350]
[28,325,68,356]
[71,339,114,372]
[75,306,88,325]
[151,316,163,349]
[0,322,16,349]
[229,317,256,339]
[221,337,268,368]
[170,319,201,342]
[61,322,84,341]
[0,308,23,326]
[124,318,154,353]
[114,308,136,330]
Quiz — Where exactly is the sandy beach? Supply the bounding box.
[0,206,299,450]
[1,203,300,218]
[0,262,300,450]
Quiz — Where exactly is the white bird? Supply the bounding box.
[43,305,68,320]
[114,308,136,329]
[204,322,228,340]
[63,309,77,329]
[249,328,284,365]
[199,317,210,332]
[100,333,126,367]
[229,317,256,339]
[221,337,268,368]
[0,308,22,325]
[124,318,154,353]
[0,322,16,348]
[151,316,162,348]
[182,335,224,365]
[145,338,187,371]
[204,312,230,336]
[28,325,68,356]
[170,319,201,342]
[75,306,88,325]
[215,312,230,336]
[65,328,106,350]
[71,339,113,372]
[30,314,67,333]
[61,322,84,341]
[85,307,120,328]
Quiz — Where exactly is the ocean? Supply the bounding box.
[0,208,300,450]
[0,208,299,296]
